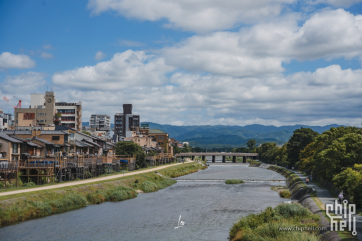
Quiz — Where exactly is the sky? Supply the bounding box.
[1,0,362,127]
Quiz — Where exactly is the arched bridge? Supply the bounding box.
[175,153,258,163]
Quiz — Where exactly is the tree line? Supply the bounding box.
[256,126,362,208]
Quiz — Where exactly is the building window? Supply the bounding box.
[52,136,60,140]
[13,143,18,153]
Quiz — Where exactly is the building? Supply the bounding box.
[55,102,82,131]
[114,104,140,138]
[3,130,70,156]
[0,132,22,162]
[0,108,13,130]
[14,92,82,131]
[15,91,56,127]
[89,115,111,135]
[148,129,172,154]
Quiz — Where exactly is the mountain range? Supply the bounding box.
[83,122,342,148]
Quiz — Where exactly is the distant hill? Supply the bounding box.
[83,121,342,148]
[142,122,342,148]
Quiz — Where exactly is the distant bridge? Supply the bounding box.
[175,152,258,163]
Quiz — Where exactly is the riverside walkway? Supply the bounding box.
[291,169,362,240]
[0,161,192,197]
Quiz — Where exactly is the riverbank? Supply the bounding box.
[0,161,194,197]
[228,165,340,241]
[268,165,343,241]
[0,162,206,227]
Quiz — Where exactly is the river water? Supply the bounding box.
[0,164,286,241]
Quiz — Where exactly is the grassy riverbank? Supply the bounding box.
[0,163,205,227]
[229,203,321,241]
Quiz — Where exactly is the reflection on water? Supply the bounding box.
[0,166,287,241]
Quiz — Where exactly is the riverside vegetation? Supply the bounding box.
[229,203,321,241]
[225,179,245,184]
[257,126,362,208]
[0,163,205,227]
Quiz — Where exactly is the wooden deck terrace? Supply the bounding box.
[0,162,18,172]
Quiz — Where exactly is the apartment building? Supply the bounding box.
[148,129,173,154]
[114,104,140,138]
[90,115,111,133]
[0,108,13,130]
[15,91,56,127]
[14,92,82,131]
[55,102,82,131]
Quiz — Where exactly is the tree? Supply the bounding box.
[287,128,319,167]
[333,164,362,207]
[116,141,146,169]
[246,139,257,151]
[82,131,92,136]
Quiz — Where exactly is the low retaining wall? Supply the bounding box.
[267,166,341,241]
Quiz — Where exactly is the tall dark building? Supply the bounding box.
[114,104,140,139]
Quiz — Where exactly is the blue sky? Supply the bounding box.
[1,0,362,126]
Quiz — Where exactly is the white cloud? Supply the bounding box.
[87,0,295,33]
[43,44,54,50]
[95,51,106,60]
[116,39,145,47]
[40,52,54,59]
[1,72,47,107]
[53,62,362,126]
[0,52,36,70]
[162,9,362,77]
[52,50,174,90]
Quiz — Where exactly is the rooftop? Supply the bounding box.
[0,133,23,143]
[148,129,167,134]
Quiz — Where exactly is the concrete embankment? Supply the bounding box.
[267,165,341,241]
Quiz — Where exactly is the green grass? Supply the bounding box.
[159,163,206,178]
[0,162,203,227]
[229,203,321,241]
[225,179,245,184]
[0,161,185,193]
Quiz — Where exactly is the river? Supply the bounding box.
[0,163,286,241]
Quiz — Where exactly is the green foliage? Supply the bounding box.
[0,193,87,226]
[246,139,257,151]
[332,164,362,207]
[106,187,137,202]
[225,179,245,184]
[140,181,159,193]
[23,182,36,187]
[278,190,291,199]
[287,128,319,167]
[82,131,92,136]
[87,190,107,204]
[256,142,288,166]
[229,203,320,241]
[232,147,249,153]
[116,141,146,168]
[160,163,205,178]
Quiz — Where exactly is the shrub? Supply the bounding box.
[279,190,291,199]
[24,182,36,187]
[225,179,245,184]
[140,181,159,193]
[229,203,320,241]
[106,186,138,202]
[87,191,106,204]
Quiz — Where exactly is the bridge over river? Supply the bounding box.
[175,152,258,163]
